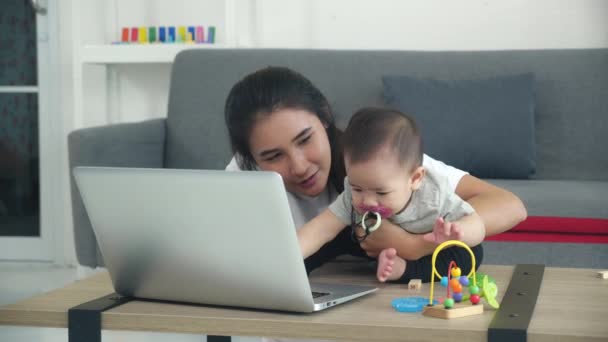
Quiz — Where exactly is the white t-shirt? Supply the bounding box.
[329,168,474,233]
[225,154,467,230]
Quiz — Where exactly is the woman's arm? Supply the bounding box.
[455,174,527,236]
[297,209,347,258]
[453,212,485,247]
[359,175,527,260]
[358,220,435,260]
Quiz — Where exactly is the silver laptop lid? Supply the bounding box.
[74,167,316,312]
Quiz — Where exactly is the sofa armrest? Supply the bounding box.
[68,118,166,267]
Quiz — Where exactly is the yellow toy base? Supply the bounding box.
[422,303,484,319]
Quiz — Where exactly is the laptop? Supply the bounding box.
[73,167,377,313]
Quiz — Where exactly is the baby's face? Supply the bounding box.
[345,147,420,218]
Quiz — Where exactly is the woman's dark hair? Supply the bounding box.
[224,66,346,192]
[342,107,423,172]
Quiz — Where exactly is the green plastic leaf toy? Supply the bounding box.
[482,275,500,309]
[462,274,500,309]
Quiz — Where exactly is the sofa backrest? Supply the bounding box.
[166,48,608,181]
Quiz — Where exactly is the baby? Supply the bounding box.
[297,107,485,282]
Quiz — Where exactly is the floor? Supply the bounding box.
[0,263,262,342]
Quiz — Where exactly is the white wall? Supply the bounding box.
[55,0,608,266]
[258,0,608,50]
[58,0,77,265]
[89,0,608,125]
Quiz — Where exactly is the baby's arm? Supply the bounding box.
[423,212,485,247]
[297,209,347,258]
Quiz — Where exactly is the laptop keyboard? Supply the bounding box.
[312,291,330,299]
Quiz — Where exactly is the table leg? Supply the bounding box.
[208,336,231,342]
[488,264,545,342]
[68,293,233,342]
[68,293,133,342]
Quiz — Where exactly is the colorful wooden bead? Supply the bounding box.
[459,275,469,286]
[469,285,480,295]
[470,294,481,304]
[453,292,463,302]
[451,283,462,293]
[444,298,455,308]
[441,276,449,287]
[451,267,462,278]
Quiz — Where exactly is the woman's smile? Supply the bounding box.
[299,171,318,189]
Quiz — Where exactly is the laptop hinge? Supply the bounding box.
[67,293,232,342]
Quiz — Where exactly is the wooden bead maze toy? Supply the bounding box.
[422,240,485,319]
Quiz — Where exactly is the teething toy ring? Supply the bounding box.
[361,211,382,234]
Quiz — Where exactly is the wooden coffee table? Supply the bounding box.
[1,263,607,341]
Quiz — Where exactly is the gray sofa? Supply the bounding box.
[69,48,608,269]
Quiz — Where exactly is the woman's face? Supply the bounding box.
[248,108,332,197]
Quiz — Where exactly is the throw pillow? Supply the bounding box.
[382,73,536,179]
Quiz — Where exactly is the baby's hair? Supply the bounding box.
[342,107,422,171]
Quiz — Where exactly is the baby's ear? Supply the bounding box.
[410,166,426,190]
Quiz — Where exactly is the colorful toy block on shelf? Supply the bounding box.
[422,240,500,319]
[116,26,216,44]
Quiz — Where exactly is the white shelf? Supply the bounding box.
[81,44,228,64]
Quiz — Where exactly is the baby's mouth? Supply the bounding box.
[356,205,393,218]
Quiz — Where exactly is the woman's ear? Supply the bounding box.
[410,166,426,190]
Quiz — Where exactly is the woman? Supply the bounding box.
[224,66,526,275]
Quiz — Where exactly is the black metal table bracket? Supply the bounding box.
[67,293,231,342]
[488,264,545,342]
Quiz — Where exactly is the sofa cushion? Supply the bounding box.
[487,179,608,218]
[382,73,536,179]
[485,179,608,243]
[483,241,608,268]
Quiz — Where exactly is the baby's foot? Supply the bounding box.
[377,248,407,282]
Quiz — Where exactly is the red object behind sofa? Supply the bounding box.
[485,216,608,243]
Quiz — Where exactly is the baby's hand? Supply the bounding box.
[423,216,464,244]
